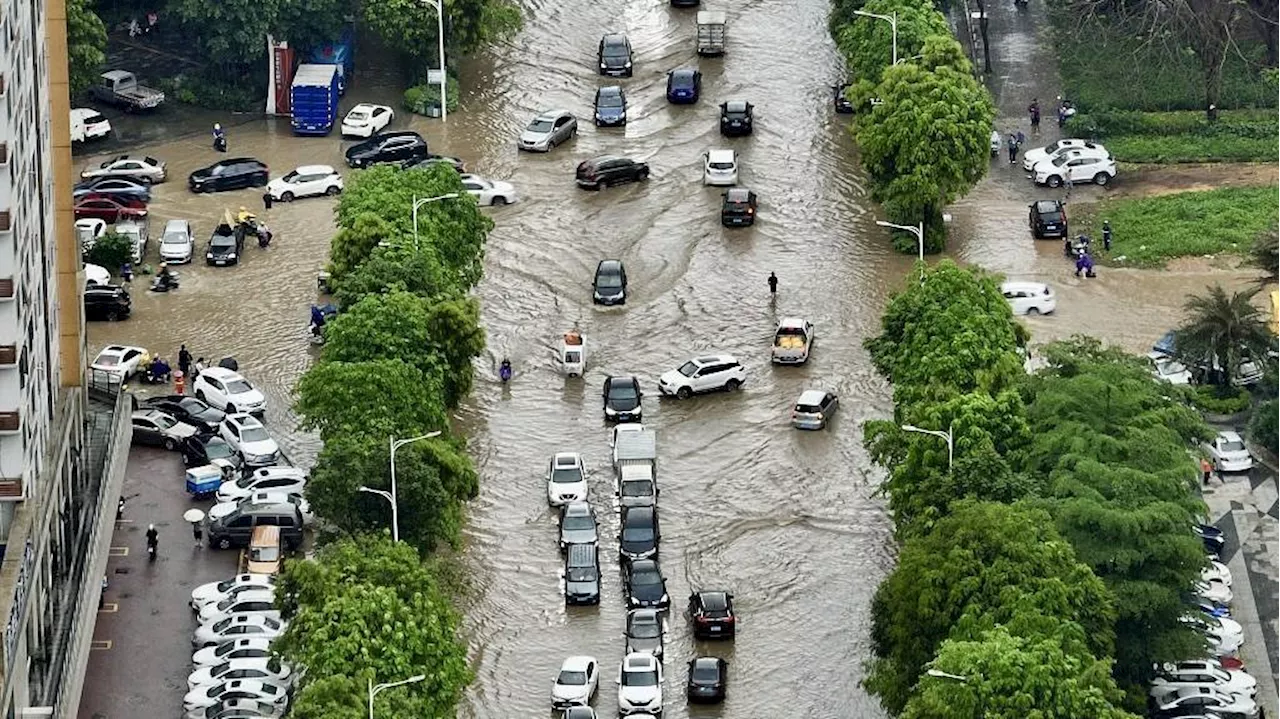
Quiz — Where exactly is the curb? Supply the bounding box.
[1247,440,1279,473]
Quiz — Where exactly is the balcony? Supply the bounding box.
[0,278,12,302]
[0,410,18,435]
[0,476,22,500]
[0,211,10,233]
[0,345,14,368]
[0,143,8,167]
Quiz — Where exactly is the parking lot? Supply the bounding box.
[77,446,241,719]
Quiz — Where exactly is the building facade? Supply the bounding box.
[0,0,132,716]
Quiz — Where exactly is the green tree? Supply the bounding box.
[866,501,1115,714]
[168,0,281,70]
[1174,284,1274,389]
[277,534,442,617]
[274,0,350,55]
[362,0,521,65]
[1249,398,1278,454]
[445,0,522,55]
[84,231,133,271]
[331,246,449,308]
[67,0,107,98]
[293,359,447,441]
[866,261,1024,403]
[322,290,485,409]
[903,627,1138,719]
[305,435,477,553]
[856,52,994,251]
[835,0,951,83]
[1248,230,1278,285]
[288,675,368,719]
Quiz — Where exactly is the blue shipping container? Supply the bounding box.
[290,64,341,136]
[309,29,354,95]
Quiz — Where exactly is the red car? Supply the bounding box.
[73,194,147,223]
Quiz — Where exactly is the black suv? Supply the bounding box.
[719,100,754,136]
[721,188,758,227]
[603,375,643,422]
[345,131,428,168]
[598,33,633,76]
[689,590,736,638]
[576,155,649,190]
[1029,199,1067,239]
[84,284,131,321]
[206,224,242,266]
[188,158,269,193]
[593,259,627,305]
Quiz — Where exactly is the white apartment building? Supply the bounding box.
[0,0,132,716]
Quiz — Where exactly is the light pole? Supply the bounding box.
[926,669,968,682]
[901,421,954,470]
[421,0,447,122]
[368,674,426,719]
[411,193,460,249]
[875,219,926,283]
[853,9,898,66]
[359,431,442,543]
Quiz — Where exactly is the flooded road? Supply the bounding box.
[83,0,1262,715]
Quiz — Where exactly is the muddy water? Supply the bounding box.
[82,0,1261,715]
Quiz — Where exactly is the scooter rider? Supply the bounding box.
[145,523,158,558]
[499,358,513,382]
[990,129,1001,157]
[212,123,226,152]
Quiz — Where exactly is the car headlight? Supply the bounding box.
[206,252,214,258]
[625,61,632,68]
[228,253,237,259]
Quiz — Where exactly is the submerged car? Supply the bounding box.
[594,85,628,127]
[666,68,702,103]
[593,260,628,305]
[625,558,669,609]
[518,110,577,152]
[617,653,663,716]
[721,187,758,226]
[598,33,633,76]
[687,656,727,703]
[624,609,665,658]
[559,501,598,548]
[551,655,599,709]
[1205,431,1253,473]
[603,375,643,422]
[547,452,589,507]
[719,100,754,136]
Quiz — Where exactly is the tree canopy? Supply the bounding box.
[1174,284,1274,389]
[67,0,107,97]
[294,359,447,442]
[834,0,952,83]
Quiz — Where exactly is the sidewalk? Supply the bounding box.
[77,447,240,719]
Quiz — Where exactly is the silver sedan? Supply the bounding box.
[518,110,578,152]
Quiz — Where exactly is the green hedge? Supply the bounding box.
[1249,399,1279,454]
[1075,186,1279,267]
[403,76,461,115]
[1191,385,1252,414]
[1066,109,1278,163]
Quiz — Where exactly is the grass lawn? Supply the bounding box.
[1073,186,1278,267]
[1068,109,1278,164]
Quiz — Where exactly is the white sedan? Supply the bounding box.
[197,589,279,624]
[193,614,287,648]
[216,467,308,504]
[185,697,285,719]
[189,656,293,689]
[1148,352,1192,385]
[340,103,394,138]
[91,344,148,379]
[460,173,517,206]
[1021,138,1104,171]
[183,678,288,713]
[266,165,343,202]
[1205,431,1253,473]
[190,574,277,612]
[1151,662,1257,699]
[191,636,274,668]
[551,655,599,709]
[547,452,588,506]
[617,652,663,715]
[219,414,281,467]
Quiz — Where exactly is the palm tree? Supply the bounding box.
[1174,284,1273,390]
[1247,230,1278,286]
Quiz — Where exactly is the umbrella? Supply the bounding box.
[183,508,205,523]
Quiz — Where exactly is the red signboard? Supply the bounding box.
[273,45,296,115]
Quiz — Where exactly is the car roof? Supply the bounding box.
[598,259,623,271]
[602,33,627,43]
[553,452,582,464]
[536,109,572,121]
[723,100,749,112]
[226,413,263,427]
[778,317,807,328]
[1032,200,1062,211]
[623,505,654,522]
[1001,281,1048,291]
[375,130,423,140]
[292,164,335,175]
[624,652,658,669]
[697,590,730,607]
[349,103,382,111]
[607,375,636,386]
[562,655,596,670]
[725,187,752,200]
[164,219,190,230]
[76,218,106,228]
[797,389,828,404]
[1217,431,1243,442]
[708,149,736,162]
[588,154,628,164]
[671,68,697,78]
[133,409,170,421]
[629,608,660,622]
[691,656,721,669]
[200,367,244,381]
[218,589,276,602]
[563,501,591,515]
[691,354,735,366]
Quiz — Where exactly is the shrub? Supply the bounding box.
[158,72,262,111]
[84,232,133,271]
[1190,385,1251,414]
[403,76,461,116]
[1067,109,1278,163]
[1249,399,1278,454]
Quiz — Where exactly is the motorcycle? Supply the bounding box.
[257,227,272,249]
[990,132,1001,157]
[150,272,180,293]
[499,360,513,383]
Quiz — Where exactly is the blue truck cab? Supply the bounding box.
[290,64,341,136]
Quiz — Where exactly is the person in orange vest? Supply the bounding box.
[1200,457,1213,487]
[174,370,185,395]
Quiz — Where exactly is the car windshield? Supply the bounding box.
[622,524,654,542]
[700,594,728,612]
[551,466,582,484]
[211,236,237,249]
[528,119,555,132]
[692,664,719,681]
[226,380,253,394]
[633,570,660,587]
[206,441,234,460]
[795,403,821,413]
[347,111,369,121]
[1157,359,1186,374]
[154,414,176,429]
[96,355,120,366]
[598,94,623,108]
[1040,210,1064,222]
[557,670,587,685]
[597,273,622,289]
[709,161,735,170]
[163,232,187,244]
[677,361,699,377]
[562,514,594,531]
[1220,439,1245,452]
[609,383,637,401]
[566,567,597,582]
[603,44,628,58]
[251,546,280,562]
[240,427,270,443]
[622,481,652,497]
[281,170,303,182]
[629,619,660,638]
[623,669,658,687]
[181,398,208,413]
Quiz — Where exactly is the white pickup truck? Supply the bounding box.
[772,317,814,365]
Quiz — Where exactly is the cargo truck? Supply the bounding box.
[290,64,341,136]
[696,11,726,56]
[90,70,165,111]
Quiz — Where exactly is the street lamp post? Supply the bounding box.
[368,674,426,719]
[359,431,442,543]
[853,9,898,66]
[901,421,954,470]
[411,193,460,249]
[421,0,447,122]
[926,669,969,682]
[875,219,926,283]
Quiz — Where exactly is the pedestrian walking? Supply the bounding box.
[1007,134,1019,164]
[120,262,133,283]
[1016,129,1026,146]
[178,344,192,377]
[192,521,203,547]
[1063,173,1073,199]
[262,191,273,211]
[1102,220,1112,251]
[1057,104,1068,127]
[99,576,107,609]
[767,272,778,295]
[1028,98,1041,129]
[1201,457,1213,486]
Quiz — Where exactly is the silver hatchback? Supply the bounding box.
[518,110,578,152]
[791,389,838,430]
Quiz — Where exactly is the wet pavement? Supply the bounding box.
[78,446,241,719]
[77,0,1268,716]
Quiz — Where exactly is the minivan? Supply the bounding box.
[563,543,601,605]
[207,503,303,551]
[593,260,628,305]
[246,526,283,576]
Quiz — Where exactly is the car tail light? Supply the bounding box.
[696,616,709,624]
[746,208,754,214]
[723,615,735,623]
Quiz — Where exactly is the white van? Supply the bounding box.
[70,108,111,142]
[1001,281,1056,316]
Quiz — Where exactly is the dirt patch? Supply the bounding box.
[1104,163,1279,200]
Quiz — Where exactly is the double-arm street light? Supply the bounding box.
[421,0,448,122]
[358,431,442,543]
[853,9,898,66]
[368,674,426,718]
[411,193,460,249]
[901,421,954,470]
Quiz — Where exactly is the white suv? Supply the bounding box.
[219,413,281,467]
[658,355,746,398]
[546,452,589,506]
[194,367,267,415]
[702,149,738,186]
[1033,149,1117,187]
[1022,139,1105,172]
[617,652,663,715]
